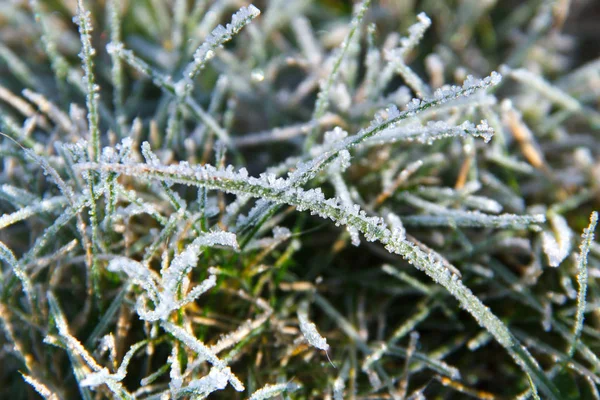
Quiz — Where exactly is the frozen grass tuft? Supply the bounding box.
[0,0,599,398]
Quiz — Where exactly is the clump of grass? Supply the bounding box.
[1,0,599,398]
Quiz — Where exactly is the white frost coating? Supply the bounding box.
[324,126,349,145]
[298,312,334,366]
[108,232,237,322]
[44,293,136,397]
[401,209,545,229]
[347,225,361,247]
[81,341,146,388]
[178,367,229,397]
[168,346,183,392]
[0,184,37,206]
[569,211,598,357]
[107,257,159,301]
[210,312,271,354]
[377,12,431,96]
[431,72,502,104]
[542,213,573,267]
[183,5,260,82]
[249,382,300,400]
[76,114,561,393]
[290,71,500,187]
[273,226,291,240]
[73,0,100,161]
[141,141,160,166]
[97,334,117,365]
[21,374,58,400]
[164,231,238,295]
[401,12,431,54]
[160,321,245,391]
[384,12,431,60]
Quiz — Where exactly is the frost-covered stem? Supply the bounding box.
[141,142,185,211]
[167,4,260,150]
[143,209,184,263]
[568,211,598,358]
[80,160,561,399]
[241,89,496,239]
[160,321,244,391]
[304,0,371,151]
[400,211,545,229]
[107,0,125,133]
[21,373,60,400]
[249,382,300,399]
[23,151,99,297]
[295,73,501,188]
[181,5,260,93]
[377,12,431,97]
[73,1,103,300]
[107,43,232,145]
[46,292,133,399]
[86,176,101,297]
[104,170,118,223]
[107,43,176,94]
[0,196,66,230]
[74,0,100,162]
